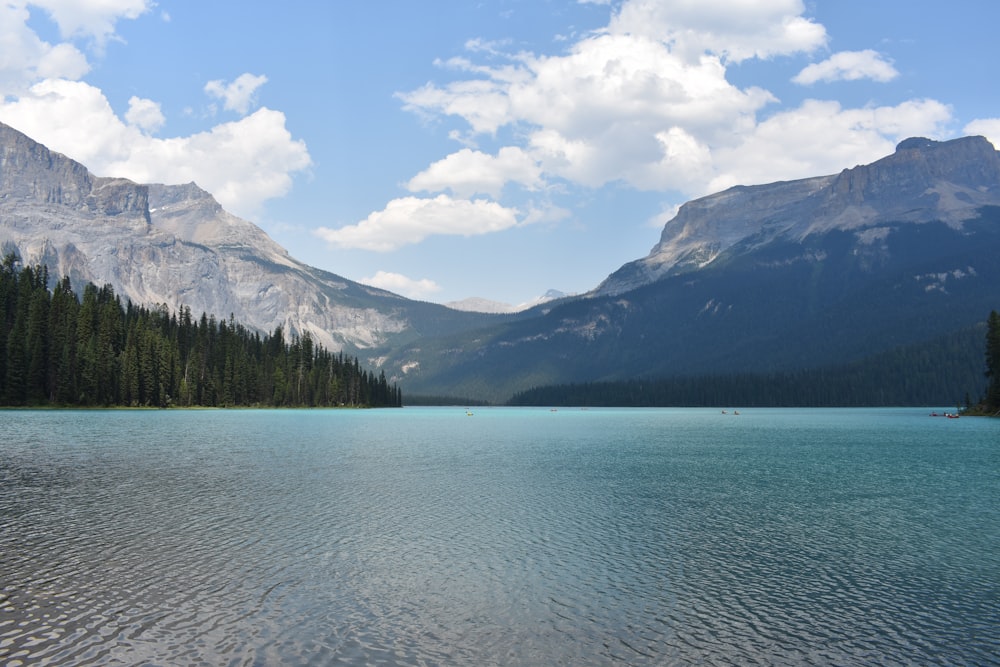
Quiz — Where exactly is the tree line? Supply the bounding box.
[508,319,995,409]
[0,255,401,408]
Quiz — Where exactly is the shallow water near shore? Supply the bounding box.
[1,407,998,665]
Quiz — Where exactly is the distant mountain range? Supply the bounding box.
[2,120,997,403]
[446,290,572,314]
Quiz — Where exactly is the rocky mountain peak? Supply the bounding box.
[595,135,1000,296]
[148,181,221,212]
[146,181,277,251]
[0,122,150,222]
[829,135,1000,205]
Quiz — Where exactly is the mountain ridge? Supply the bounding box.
[596,135,1000,296]
[0,120,498,353]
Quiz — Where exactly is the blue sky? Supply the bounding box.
[2,1,998,307]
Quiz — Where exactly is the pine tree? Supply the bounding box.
[25,286,50,404]
[985,310,1000,411]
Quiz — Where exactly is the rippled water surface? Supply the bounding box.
[1,407,998,665]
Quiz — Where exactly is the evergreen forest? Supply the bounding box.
[508,319,997,409]
[0,255,401,408]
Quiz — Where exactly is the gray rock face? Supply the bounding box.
[596,136,1000,295]
[0,121,411,351]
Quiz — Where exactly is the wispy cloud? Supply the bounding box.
[204,73,269,115]
[360,271,441,300]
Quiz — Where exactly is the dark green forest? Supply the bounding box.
[508,320,996,409]
[979,309,1000,414]
[0,255,401,408]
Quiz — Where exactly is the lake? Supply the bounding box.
[1,407,998,665]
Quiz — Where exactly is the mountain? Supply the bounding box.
[446,289,572,313]
[0,121,500,354]
[597,136,1000,295]
[2,120,996,404]
[377,137,1000,402]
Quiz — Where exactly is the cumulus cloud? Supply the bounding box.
[125,95,164,133]
[1,1,153,95]
[793,49,899,85]
[314,195,521,252]
[608,0,827,64]
[204,73,269,115]
[0,3,89,95]
[396,0,835,201]
[396,0,954,209]
[399,31,776,194]
[360,271,442,300]
[407,147,543,198]
[0,79,311,219]
[708,98,953,192]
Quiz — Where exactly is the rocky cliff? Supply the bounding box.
[0,121,492,352]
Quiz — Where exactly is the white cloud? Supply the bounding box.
[360,271,442,300]
[521,201,572,226]
[35,42,90,80]
[0,79,312,219]
[204,73,269,115]
[407,147,543,198]
[314,195,521,252]
[1,1,154,96]
[707,98,953,192]
[400,76,515,136]
[0,3,89,95]
[963,119,1000,151]
[400,31,776,194]
[0,79,132,165]
[608,0,827,64]
[396,0,957,208]
[793,49,898,85]
[27,0,152,45]
[125,95,164,133]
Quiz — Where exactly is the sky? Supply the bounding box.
[2,1,999,308]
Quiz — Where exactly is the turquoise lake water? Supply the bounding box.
[0,407,998,665]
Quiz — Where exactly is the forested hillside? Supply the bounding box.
[0,255,401,408]
[508,324,989,408]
